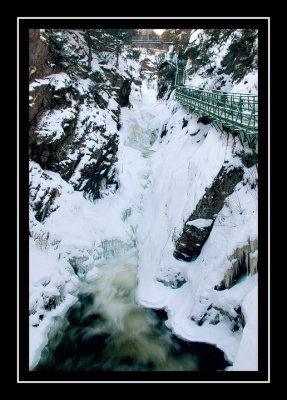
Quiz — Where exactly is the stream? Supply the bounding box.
[33,80,231,373]
[34,251,230,372]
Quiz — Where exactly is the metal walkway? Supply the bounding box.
[157,52,258,138]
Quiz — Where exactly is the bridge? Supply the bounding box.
[131,40,178,45]
[157,52,258,165]
[175,86,258,136]
[157,52,258,166]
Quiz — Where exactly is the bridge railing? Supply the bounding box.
[131,40,177,45]
[157,53,258,136]
[175,86,258,135]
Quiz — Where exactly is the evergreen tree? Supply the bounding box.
[161,29,177,42]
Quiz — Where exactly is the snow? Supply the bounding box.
[132,79,258,369]
[186,219,213,229]
[189,29,203,44]
[231,71,258,95]
[185,29,258,95]
[28,37,259,372]
[231,285,258,370]
[34,106,77,141]
[29,72,71,93]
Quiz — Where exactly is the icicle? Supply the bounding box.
[220,238,258,290]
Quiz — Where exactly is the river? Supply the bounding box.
[33,80,230,373]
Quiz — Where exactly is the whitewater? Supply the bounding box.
[29,70,257,372]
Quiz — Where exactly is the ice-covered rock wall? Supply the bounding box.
[135,29,258,370]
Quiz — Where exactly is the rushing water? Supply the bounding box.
[33,82,231,373]
[34,251,230,372]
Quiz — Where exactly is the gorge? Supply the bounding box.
[25,25,263,381]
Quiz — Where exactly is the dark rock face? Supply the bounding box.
[197,115,213,125]
[30,107,79,171]
[100,67,132,108]
[174,221,214,262]
[118,79,131,107]
[29,29,54,82]
[174,165,244,262]
[236,150,257,169]
[29,162,61,222]
[157,62,176,99]
[33,187,58,222]
[80,134,119,201]
[44,295,61,311]
[29,84,49,133]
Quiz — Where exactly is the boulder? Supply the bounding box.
[174,165,244,262]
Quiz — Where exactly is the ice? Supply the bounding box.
[100,239,137,260]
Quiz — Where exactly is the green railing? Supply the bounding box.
[157,52,258,137]
[157,52,258,166]
[175,86,258,136]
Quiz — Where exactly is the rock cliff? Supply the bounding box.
[29,29,132,213]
